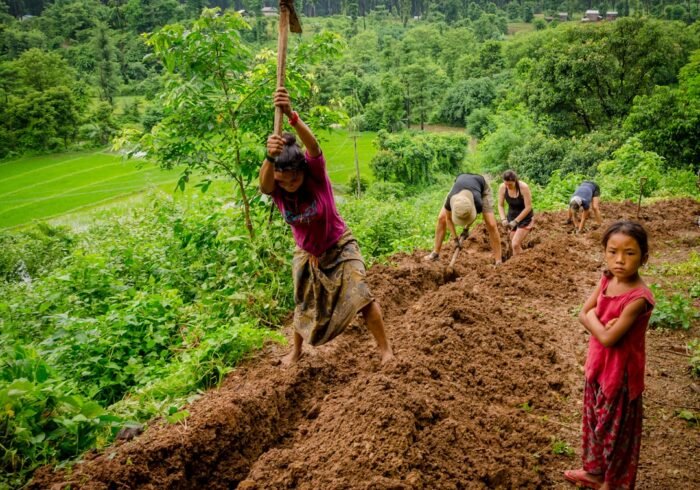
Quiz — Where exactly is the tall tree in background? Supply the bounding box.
[0,48,83,152]
[519,18,694,135]
[93,22,120,104]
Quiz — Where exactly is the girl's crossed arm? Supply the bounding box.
[578,283,600,330]
[584,298,648,347]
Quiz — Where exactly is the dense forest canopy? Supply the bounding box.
[3,0,698,184]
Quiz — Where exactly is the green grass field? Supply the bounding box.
[318,130,377,185]
[0,130,379,229]
[0,151,181,229]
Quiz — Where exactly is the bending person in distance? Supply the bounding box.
[568,180,602,233]
[424,173,502,265]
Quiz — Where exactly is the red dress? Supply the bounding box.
[581,274,655,489]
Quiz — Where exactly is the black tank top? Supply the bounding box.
[505,182,534,225]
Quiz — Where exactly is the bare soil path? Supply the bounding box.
[31,199,700,489]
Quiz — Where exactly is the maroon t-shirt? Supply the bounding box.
[272,151,346,257]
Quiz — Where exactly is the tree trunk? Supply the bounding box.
[235,149,255,239]
[235,174,255,240]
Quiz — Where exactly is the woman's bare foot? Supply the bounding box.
[281,332,304,367]
[380,347,395,365]
[282,347,302,366]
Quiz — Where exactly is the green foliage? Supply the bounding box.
[0,344,122,488]
[624,49,700,171]
[508,133,570,185]
[370,130,468,186]
[0,48,86,155]
[92,22,120,105]
[348,175,369,195]
[675,409,699,426]
[339,185,444,260]
[0,223,73,282]
[551,439,575,457]
[80,101,119,145]
[689,339,700,378]
[365,181,408,200]
[437,77,499,126]
[649,284,700,331]
[466,107,495,139]
[596,138,663,200]
[533,18,547,31]
[518,18,694,135]
[473,13,508,41]
[0,191,292,484]
[118,9,345,238]
[473,107,537,174]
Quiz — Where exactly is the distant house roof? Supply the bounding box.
[261,6,278,14]
[607,11,618,15]
[585,10,600,14]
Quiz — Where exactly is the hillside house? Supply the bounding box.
[583,9,601,21]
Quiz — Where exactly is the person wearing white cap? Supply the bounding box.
[568,181,602,233]
[424,173,502,265]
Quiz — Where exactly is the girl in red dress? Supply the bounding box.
[565,221,655,490]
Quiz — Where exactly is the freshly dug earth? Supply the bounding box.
[31,199,700,489]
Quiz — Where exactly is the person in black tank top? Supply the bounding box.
[497,170,534,257]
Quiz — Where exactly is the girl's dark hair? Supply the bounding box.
[275,132,307,172]
[602,220,649,257]
[503,170,518,184]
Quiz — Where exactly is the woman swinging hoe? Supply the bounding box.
[259,89,394,366]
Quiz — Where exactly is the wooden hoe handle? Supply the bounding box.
[274,5,290,136]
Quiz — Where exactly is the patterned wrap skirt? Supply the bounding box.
[582,378,643,489]
[292,229,373,347]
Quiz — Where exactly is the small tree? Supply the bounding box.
[116,9,343,238]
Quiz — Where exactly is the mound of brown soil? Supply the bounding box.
[30,199,700,489]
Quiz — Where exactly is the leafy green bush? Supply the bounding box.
[649,285,700,330]
[348,175,369,194]
[370,130,468,186]
[473,108,538,175]
[0,193,293,481]
[0,223,73,283]
[365,182,408,200]
[596,138,664,200]
[551,438,574,457]
[0,344,122,488]
[339,187,443,261]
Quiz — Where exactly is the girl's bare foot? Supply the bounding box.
[564,469,602,489]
